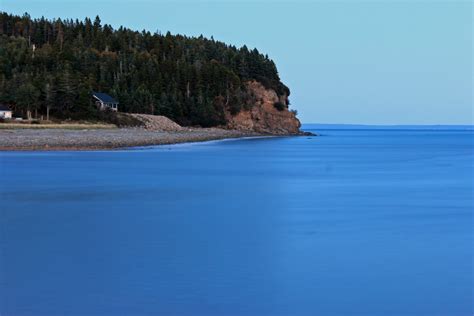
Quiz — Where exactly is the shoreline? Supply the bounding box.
[128,135,278,150]
[0,127,267,151]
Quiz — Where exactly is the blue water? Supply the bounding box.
[1,127,473,316]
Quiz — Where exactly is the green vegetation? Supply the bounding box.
[0,122,116,129]
[273,101,287,111]
[0,12,290,127]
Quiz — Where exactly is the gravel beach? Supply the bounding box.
[0,128,258,151]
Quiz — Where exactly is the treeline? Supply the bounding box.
[0,12,290,126]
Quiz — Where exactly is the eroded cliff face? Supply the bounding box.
[225,81,301,135]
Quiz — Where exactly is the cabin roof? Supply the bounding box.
[0,104,11,111]
[92,92,118,104]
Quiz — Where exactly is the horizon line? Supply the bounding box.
[301,123,474,126]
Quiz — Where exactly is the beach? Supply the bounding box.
[0,127,257,150]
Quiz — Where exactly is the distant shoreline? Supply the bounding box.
[0,128,262,151]
[301,123,474,130]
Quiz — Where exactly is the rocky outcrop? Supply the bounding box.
[127,114,184,131]
[225,81,301,135]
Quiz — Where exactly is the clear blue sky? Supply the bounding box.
[2,0,472,124]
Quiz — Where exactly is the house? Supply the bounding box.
[92,92,119,112]
[0,104,12,119]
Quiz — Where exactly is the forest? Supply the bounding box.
[0,12,290,126]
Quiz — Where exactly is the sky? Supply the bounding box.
[1,0,472,124]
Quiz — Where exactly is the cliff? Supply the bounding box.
[225,81,301,135]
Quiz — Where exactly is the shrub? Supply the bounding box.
[273,102,286,111]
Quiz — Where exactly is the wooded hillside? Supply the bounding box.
[0,12,290,126]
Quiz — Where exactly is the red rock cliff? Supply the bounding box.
[225,81,301,135]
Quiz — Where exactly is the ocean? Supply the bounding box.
[0,125,473,316]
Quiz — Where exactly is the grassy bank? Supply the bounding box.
[0,123,117,129]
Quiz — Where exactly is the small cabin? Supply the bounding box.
[0,104,12,119]
[92,92,119,112]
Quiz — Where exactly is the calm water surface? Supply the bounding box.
[1,127,473,316]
